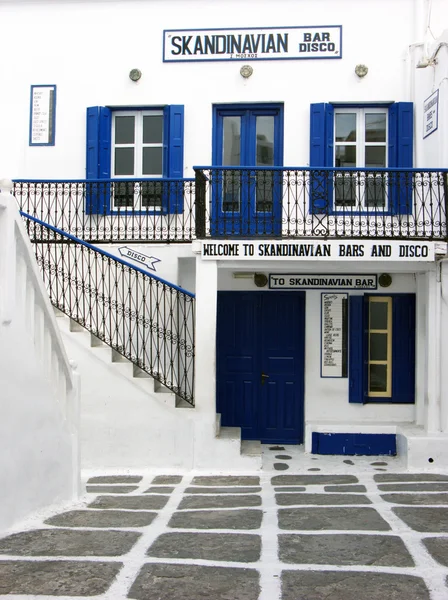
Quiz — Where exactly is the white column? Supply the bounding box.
[194,256,218,417]
[440,260,448,432]
[426,267,442,432]
[415,273,427,427]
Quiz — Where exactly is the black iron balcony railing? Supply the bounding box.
[194,167,448,241]
[13,168,448,243]
[21,213,195,405]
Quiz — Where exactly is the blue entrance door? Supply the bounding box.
[216,291,305,444]
[212,105,283,236]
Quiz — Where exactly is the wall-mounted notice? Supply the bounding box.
[423,89,439,139]
[29,85,56,146]
[321,293,348,378]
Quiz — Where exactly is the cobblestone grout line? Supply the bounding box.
[101,474,193,600]
[258,473,282,600]
[360,473,448,600]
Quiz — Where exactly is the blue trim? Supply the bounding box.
[29,85,57,147]
[312,432,396,455]
[163,25,342,63]
[14,178,195,183]
[348,295,366,403]
[20,212,195,298]
[320,292,348,378]
[193,165,445,173]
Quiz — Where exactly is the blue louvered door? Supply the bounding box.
[216,291,305,444]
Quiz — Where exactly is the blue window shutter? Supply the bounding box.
[389,102,413,215]
[98,107,111,214]
[349,295,366,403]
[310,103,332,213]
[391,294,416,403]
[164,105,184,214]
[86,107,100,214]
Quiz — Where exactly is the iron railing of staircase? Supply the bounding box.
[21,213,195,405]
[14,178,196,243]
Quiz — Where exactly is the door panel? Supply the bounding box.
[217,291,305,444]
[213,105,283,236]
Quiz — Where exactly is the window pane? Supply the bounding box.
[143,115,163,144]
[223,117,241,166]
[370,332,388,361]
[256,171,273,213]
[140,181,162,208]
[335,146,356,167]
[114,147,134,176]
[365,146,386,168]
[335,113,356,142]
[115,116,135,144]
[365,113,386,142]
[369,364,388,392]
[365,175,386,208]
[223,172,240,212]
[113,181,134,207]
[370,301,388,330]
[256,116,274,166]
[335,174,357,207]
[142,147,163,175]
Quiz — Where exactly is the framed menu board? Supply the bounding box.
[29,85,56,146]
[321,292,348,378]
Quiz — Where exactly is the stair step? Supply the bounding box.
[111,349,129,363]
[241,440,262,457]
[216,413,222,436]
[218,426,241,441]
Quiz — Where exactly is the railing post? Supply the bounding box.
[195,169,207,238]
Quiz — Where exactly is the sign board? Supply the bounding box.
[163,26,342,62]
[118,247,161,271]
[321,293,348,378]
[269,274,377,290]
[423,89,439,139]
[200,240,435,261]
[29,85,56,146]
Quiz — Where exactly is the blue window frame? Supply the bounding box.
[86,105,184,214]
[310,102,414,215]
[348,293,416,404]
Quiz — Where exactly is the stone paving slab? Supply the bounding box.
[381,493,448,505]
[0,560,122,596]
[151,475,183,484]
[272,475,359,485]
[0,528,140,557]
[274,487,306,492]
[128,563,260,600]
[278,507,391,531]
[324,485,368,493]
[185,486,263,494]
[276,493,371,506]
[191,476,260,486]
[147,532,262,562]
[178,494,261,510]
[422,537,448,566]
[168,509,263,530]
[46,509,157,528]
[87,475,142,484]
[86,485,139,494]
[144,486,175,494]
[392,507,448,532]
[281,570,430,600]
[88,495,168,510]
[278,533,414,566]
[374,473,448,483]
[378,482,448,492]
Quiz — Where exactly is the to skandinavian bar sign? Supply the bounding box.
[200,240,435,261]
[163,26,342,62]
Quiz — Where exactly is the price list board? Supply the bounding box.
[321,292,348,378]
[29,85,56,146]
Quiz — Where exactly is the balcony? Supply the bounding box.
[13,167,448,243]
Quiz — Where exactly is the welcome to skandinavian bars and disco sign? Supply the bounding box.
[163,26,342,62]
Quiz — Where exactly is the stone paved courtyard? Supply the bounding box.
[1,450,448,599]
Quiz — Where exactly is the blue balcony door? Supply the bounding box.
[216,291,305,444]
[212,105,283,236]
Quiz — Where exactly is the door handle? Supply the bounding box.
[261,372,270,385]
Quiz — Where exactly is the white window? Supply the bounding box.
[112,110,164,209]
[334,108,388,209]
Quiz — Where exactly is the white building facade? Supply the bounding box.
[1,0,448,471]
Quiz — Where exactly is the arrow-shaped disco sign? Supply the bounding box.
[118,247,161,272]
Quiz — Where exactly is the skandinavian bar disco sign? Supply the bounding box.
[163,26,342,62]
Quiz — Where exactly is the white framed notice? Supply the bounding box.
[29,85,56,146]
[321,292,348,378]
[423,89,439,139]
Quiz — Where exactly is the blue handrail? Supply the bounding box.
[193,165,448,174]
[20,211,196,298]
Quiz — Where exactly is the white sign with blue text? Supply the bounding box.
[163,26,342,62]
[423,89,439,139]
[119,247,161,271]
[270,274,377,290]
